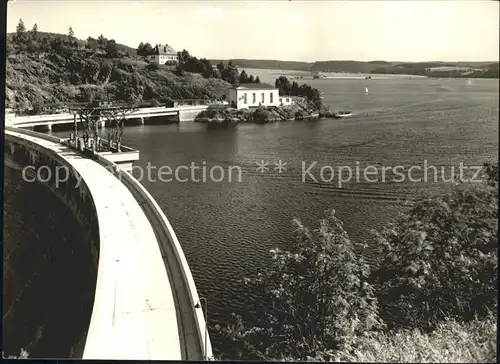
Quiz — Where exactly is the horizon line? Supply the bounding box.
[6,30,499,65]
[209,58,499,63]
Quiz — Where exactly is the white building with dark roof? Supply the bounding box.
[148,44,178,64]
[228,83,280,109]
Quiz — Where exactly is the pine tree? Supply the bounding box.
[97,34,106,49]
[15,18,26,43]
[239,69,249,83]
[31,23,38,38]
[16,18,26,33]
[136,42,145,56]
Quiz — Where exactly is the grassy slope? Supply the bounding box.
[334,316,497,363]
[6,35,231,110]
[248,316,496,362]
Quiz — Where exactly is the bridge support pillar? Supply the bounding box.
[178,109,206,122]
[34,123,52,132]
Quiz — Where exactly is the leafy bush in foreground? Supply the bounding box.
[216,163,498,361]
[372,164,498,331]
[484,161,499,187]
[331,315,497,363]
[215,210,384,360]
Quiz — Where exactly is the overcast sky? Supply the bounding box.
[6,0,500,62]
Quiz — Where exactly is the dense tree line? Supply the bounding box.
[215,162,498,360]
[8,18,126,59]
[206,59,262,85]
[9,18,261,89]
[237,69,260,84]
[136,42,260,85]
[275,76,322,109]
[174,50,261,85]
[136,42,155,57]
[177,50,259,84]
[85,34,124,58]
[175,49,214,78]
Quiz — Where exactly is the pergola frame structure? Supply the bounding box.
[68,102,137,153]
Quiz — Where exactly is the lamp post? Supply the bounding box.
[194,297,208,360]
[72,111,78,145]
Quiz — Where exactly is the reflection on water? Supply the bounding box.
[49,77,498,354]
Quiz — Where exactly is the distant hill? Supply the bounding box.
[369,61,499,78]
[210,58,499,78]
[209,59,313,72]
[209,59,398,72]
[367,60,393,65]
[310,60,398,73]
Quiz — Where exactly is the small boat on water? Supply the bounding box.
[333,111,353,118]
[365,87,369,94]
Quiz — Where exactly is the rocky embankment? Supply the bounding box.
[195,104,322,124]
[5,52,231,113]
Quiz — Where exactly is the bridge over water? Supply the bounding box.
[6,104,211,130]
[3,126,212,359]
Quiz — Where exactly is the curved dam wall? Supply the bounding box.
[93,154,213,360]
[3,132,99,358]
[3,128,212,360]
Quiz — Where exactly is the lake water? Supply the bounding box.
[28,72,500,355]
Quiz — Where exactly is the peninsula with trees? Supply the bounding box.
[194,76,325,124]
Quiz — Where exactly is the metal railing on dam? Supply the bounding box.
[4,127,212,360]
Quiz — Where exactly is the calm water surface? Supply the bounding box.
[54,75,498,354]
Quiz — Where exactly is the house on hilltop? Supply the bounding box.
[148,44,178,64]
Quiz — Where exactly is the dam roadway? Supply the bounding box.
[4,128,211,360]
